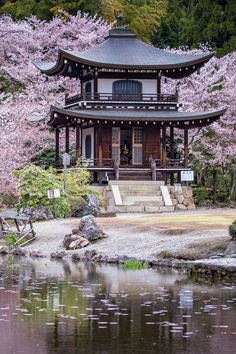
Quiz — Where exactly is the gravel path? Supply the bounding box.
[24,209,233,260]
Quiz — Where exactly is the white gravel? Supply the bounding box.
[25,212,229,260]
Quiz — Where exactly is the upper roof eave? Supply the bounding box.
[33,48,214,76]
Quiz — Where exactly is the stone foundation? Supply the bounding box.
[168,186,196,211]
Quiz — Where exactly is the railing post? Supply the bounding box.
[184,127,189,168]
[114,160,119,180]
[150,159,156,181]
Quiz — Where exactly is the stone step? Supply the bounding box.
[119,188,162,196]
[115,205,145,213]
[144,206,175,213]
[115,205,175,213]
[124,201,165,206]
[110,181,165,186]
[122,195,163,204]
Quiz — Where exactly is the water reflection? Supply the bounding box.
[0,256,236,354]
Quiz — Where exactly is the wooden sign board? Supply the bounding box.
[181,170,194,182]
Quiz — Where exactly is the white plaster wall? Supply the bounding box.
[97,79,157,95]
[82,127,94,163]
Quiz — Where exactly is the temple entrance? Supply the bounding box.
[112,127,143,166]
[120,128,132,165]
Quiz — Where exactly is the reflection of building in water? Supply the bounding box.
[179,289,193,310]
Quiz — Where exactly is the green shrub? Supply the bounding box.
[31,148,56,168]
[124,260,146,270]
[193,187,210,203]
[5,232,16,246]
[13,164,92,218]
[217,191,228,203]
[14,165,70,218]
[229,220,236,240]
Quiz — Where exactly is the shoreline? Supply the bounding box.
[1,208,236,277]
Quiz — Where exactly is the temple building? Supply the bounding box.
[34,26,225,186]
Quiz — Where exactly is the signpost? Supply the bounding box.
[47,189,61,217]
[62,153,71,190]
[181,170,194,182]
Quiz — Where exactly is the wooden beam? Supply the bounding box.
[184,127,188,168]
[65,126,69,153]
[55,128,60,165]
[162,126,167,168]
[75,124,81,161]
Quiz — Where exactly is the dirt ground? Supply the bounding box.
[24,208,236,261]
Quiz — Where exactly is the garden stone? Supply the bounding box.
[69,236,90,249]
[10,247,27,256]
[224,241,236,256]
[73,194,101,217]
[50,251,66,259]
[79,215,106,241]
[29,250,44,257]
[20,206,54,221]
[187,204,196,210]
[198,199,213,208]
[0,245,9,254]
[176,204,187,210]
[177,194,185,204]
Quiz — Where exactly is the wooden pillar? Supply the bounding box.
[94,75,98,98]
[157,76,161,97]
[75,123,81,161]
[162,125,167,168]
[98,123,103,168]
[170,126,174,159]
[184,127,188,168]
[55,127,60,165]
[65,126,70,153]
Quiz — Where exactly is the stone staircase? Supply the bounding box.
[106,181,175,213]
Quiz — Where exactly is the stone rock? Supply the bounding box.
[20,206,54,221]
[197,199,213,208]
[29,250,44,257]
[63,233,90,250]
[84,249,97,261]
[224,241,236,256]
[182,186,193,198]
[187,204,196,210]
[177,194,185,204]
[171,198,178,206]
[79,215,106,241]
[73,194,101,217]
[50,251,66,259]
[175,204,187,210]
[0,245,9,254]
[10,247,27,256]
[72,253,81,261]
[69,236,90,249]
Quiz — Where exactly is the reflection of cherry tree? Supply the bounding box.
[0,12,110,193]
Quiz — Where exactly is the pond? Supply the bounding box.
[0,257,236,354]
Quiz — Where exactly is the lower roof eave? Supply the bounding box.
[48,106,226,128]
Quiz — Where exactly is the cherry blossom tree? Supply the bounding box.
[0,11,110,194]
[0,11,235,200]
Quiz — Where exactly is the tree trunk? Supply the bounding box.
[230,165,236,201]
[212,169,217,204]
